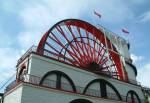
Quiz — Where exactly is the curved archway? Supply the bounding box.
[70,99,93,103]
[83,79,122,101]
[17,65,27,82]
[126,90,141,103]
[39,70,76,92]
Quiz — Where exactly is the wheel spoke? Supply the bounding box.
[37,19,126,80]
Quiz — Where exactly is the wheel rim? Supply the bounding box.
[37,19,127,80]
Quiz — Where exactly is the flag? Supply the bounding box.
[94,10,101,18]
[122,28,129,34]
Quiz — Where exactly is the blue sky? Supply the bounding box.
[0,0,150,91]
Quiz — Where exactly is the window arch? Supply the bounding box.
[70,99,93,103]
[126,90,141,103]
[39,70,76,92]
[83,79,122,101]
[17,64,27,81]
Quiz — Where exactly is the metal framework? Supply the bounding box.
[37,19,128,81]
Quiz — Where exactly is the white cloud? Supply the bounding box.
[19,0,87,30]
[18,0,134,28]
[16,0,134,49]
[19,3,51,30]
[0,70,16,92]
[0,48,21,69]
[0,70,16,83]
[131,54,144,63]
[0,29,13,47]
[18,31,40,49]
[139,11,150,22]
[91,0,134,23]
[137,63,150,87]
[0,47,21,91]
[17,0,89,49]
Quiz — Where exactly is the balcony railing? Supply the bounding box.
[5,74,144,103]
[17,45,37,65]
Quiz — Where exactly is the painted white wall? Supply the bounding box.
[125,63,136,81]
[3,86,23,103]
[120,43,130,59]
[27,53,144,100]
[21,83,125,103]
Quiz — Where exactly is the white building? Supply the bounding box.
[2,19,144,103]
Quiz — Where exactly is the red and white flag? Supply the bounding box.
[94,10,101,18]
[122,28,129,34]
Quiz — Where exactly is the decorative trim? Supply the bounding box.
[83,79,122,100]
[39,70,76,92]
[126,90,141,103]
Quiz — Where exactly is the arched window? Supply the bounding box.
[17,65,27,81]
[126,90,141,103]
[70,99,93,103]
[39,70,76,92]
[83,79,122,101]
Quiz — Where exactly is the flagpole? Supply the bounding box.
[121,28,130,48]
[93,10,101,28]
[93,10,114,77]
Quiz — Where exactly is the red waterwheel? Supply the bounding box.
[37,19,128,81]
